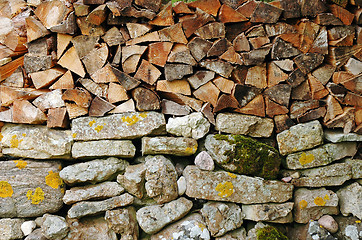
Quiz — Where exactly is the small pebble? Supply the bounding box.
[177,176,187,196]
[195,151,214,171]
[21,221,37,236]
[318,215,338,233]
[282,176,292,183]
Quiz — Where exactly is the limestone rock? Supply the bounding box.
[200,202,244,237]
[1,124,72,159]
[0,160,64,218]
[344,159,362,179]
[242,202,294,223]
[142,137,198,156]
[41,214,69,240]
[307,220,337,240]
[117,163,146,199]
[215,228,247,240]
[205,134,281,179]
[215,113,274,138]
[334,216,362,240]
[67,193,134,219]
[24,228,47,240]
[21,221,36,236]
[177,176,186,196]
[195,151,214,171]
[63,181,124,205]
[183,166,293,204]
[324,129,362,143]
[71,111,166,141]
[0,218,24,240]
[294,188,339,224]
[166,112,210,139]
[71,140,136,159]
[318,215,338,233]
[337,182,362,220]
[59,158,129,185]
[277,120,324,155]
[105,207,138,239]
[246,223,288,240]
[136,197,193,234]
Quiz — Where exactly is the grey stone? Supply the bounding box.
[63,181,125,205]
[24,229,47,240]
[307,220,337,240]
[200,202,244,237]
[166,112,210,139]
[0,218,24,240]
[71,140,136,159]
[277,120,324,155]
[67,193,134,219]
[318,215,339,234]
[183,166,293,204]
[41,214,69,240]
[150,213,210,240]
[21,221,36,236]
[0,160,64,218]
[105,207,138,240]
[215,113,274,138]
[195,151,214,171]
[215,228,247,240]
[1,124,72,159]
[334,216,362,240]
[177,176,186,196]
[142,137,198,156]
[294,188,339,224]
[242,202,294,223]
[344,159,362,179]
[324,129,362,143]
[337,182,362,220]
[71,111,166,141]
[136,197,193,234]
[144,155,178,204]
[59,158,129,185]
[117,163,146,199]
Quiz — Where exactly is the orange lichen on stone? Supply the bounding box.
[0,181,13,198]
[0,132,3,141]
[27,187,45,204]
[88,119,96,127]
[185,145,198,155]
[22,133,26,137]
[14,160,27,169]
[45,171,63,189]
[121,113,148,126]
[299,152,315,166]
[94,125,104,132]
[215,181,234,198]
[324,194,330,200]
[227,172,237,178]
[314,197,326,206]
[72,133,77,138]
[10,135,23,148]
[299,200,308,209]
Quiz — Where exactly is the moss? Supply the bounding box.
[257,226,288,240]
[214,134,281,180]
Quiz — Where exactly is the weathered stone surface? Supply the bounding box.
[324,129,362,143]
[71,111,166,141]
[24,228,46,240]
[345,159,362,179]
[307,220,337,240]
[200,202,244,237]
[0,218,24,240]
[150,213,210,240]
[334,216,362,240]
[246,222,287,240]
[177,176,186,196]
[166,112,210,139]
[117,163,146,199]
[294,188,339,224]
[318,215,339,233]
[67,193,134,219]
[136,197,193,234]
[144,155,178,204]
[41,214,69,240]
[59,158,129,185]
[215,228,247,240]
[195,151,214,171]
[277,120,324,155]
[0,160,64,218]
[21,221,36,236]
[242,202,294,223]
[215,113,274,138]
[63,181,124,205]
[105,207,138,239]
[71,140,136,159]
[284,142,357,169]
[337,182,362,220]
[1,124,72,159]
[183,166,293,204]
[205,134,281,179]
[142,137,198,156]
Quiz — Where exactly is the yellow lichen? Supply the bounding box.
[89,120,96,127]
[10,135,23,148]
[355,220,361,223]
[185,145,197,154]
[299,200,308,209]
[299,152,314,166]
[139,112,148,118]
[314,197,326,206]
[27,187,44,204]
[198,223,206,231]
[227,172,237,178]
[324,194,330,200]
[94,125,104,132]
[0,181,13,198]
[22,133,26,137]
[14,160,27,169]
[72,133,77,138]
[45,171,63,189]
[215,181,234,198]
[121,113,148,126]
[0,132,3,141]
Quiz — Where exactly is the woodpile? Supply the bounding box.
[0,0,361,133]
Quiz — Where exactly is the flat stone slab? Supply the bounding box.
[71,140,136,158]
[1,124,72,159]
[0,218,24,240]
[166,112,210,139]
[337,182,362,220]
[324,129,362,143]
[215,113,274,138]
[242,202,294,223]
[142,137,198,156]
[0,160,64,218]
[183,166,293,204]
[71,111,166,141]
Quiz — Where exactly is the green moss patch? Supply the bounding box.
[257,226,288,240]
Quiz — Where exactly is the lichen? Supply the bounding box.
[72,133,77,138]
[14,160,27,169]
[94,125,104,132]
[299,200,308,209]
[227,172,237,178]
[27,187,45,204]
[256,226,288,240]
[0,181,13,198]
[45,171,63,189]
[10,135,23,148]
[88,120,96,127]
[299,152,314,166]
[121,113,148,126]
[215,181,234,198]
[314,197,326,206]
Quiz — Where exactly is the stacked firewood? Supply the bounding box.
[0,0,361,133]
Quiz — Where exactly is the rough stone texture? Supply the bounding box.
[195,151,215,171]
[334,216,362,240]
[183,166,293,204]
[318,215,339,233]
[150,213,210,240]
[215,113,274,138]
[0,218,24,240]
[71,111,166,141]
[136,197,193,234]
[117,163,146,199]
[105,207,138,239]
[242,202,294,223]
[177,176,186,196]
[307,220,337,240]
[24,228,47,240]
[63,181,124,205]
[215,228,247,240]
[294,188,339,224]
[0,160,64,218]
[71,140,136,158]
[21,221,36,236]
[144,155,178,204]
[166,112,210,139]
[67,193,134,219]
[324,129,362,143]
[205,134,281,179]
[59,158,129,185]
[1,124,72,159]
[41,214,69,240]
[345,159,362,179]
[142,136,198,156]
[277,120,324,155]
[337,182,362,220]
[246,222,287,240]
[284,142,357,170]
[200,201,244,237]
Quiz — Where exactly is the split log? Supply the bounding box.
[219,46,243,65]
[265,97,289,117]
[188,37,212,62]
[76,17,106,36]
[34,0,72,29]
[326,82,347,102]
[201,102,216,125]
[193,82,220,107]
[160,92,203,111]
[267,62,289,87]
[309,27,328,54]
[246,25,266,37]
[274,114,295,133]
[91,64,119,83]
[148,42,173,67]
[24,54,54,74]
[109,99,136,114]
[188,0,221,17]
[0,86,49,107]
[126,31,160,46]
[71,35,100,59]
[107,82,129,104]
[273,59,294,72]
[82,43,108,76]
[161,99,191,116]
[265,22,296,37]
[164,64,193,81]
[65,102,88,119]
[127,23,152,39]
[249,36,270,49]
[213,76,234,94]
[57,33,72,59]
[233,33,250,52]
[245,64,267,89]
[324,95,344,123]
[315,13,343,26]
[297,20,320,53]
[134,60,161,85]
[326,45,362,67]
[25,16,50,43]
[234,94,265,117]
[12,99,47,124]
[236,0,258,18]
[308,74,329,100]
[240,44,272,65]
[110,68,140,91]
[231,66,248,84]
[0,56,24,82]
[290,100,320,119]
[280,0,301,19]
[62,88,92,108]
[300,0,326,17]
[329,4,354,26]
[264,84,291,107]
[250,1,282,23]
[344,58,362,75]
[50,70,74,89]
[271,37,300,59]
[159,23,188,44]
[328,26,355,46]
[29,67,66,89]
[89,96,115,117]
[2,67,24,88]
[219,4,247,23]
[292,80,312,100]
[232,84,262,108]
[47,107,69,128]
[312,64,335,85]
[194,22,226,39]
[78,78,107,98]
[122,45,147,74]
[156,80,191,96]
[132,87,160,111]
[344,91,362,107]
[74,1,90,16]
[134,0,161,12]
[149,2,174,26]
[187,71,215,89]
[102,27,125,46]
[298,107,326,123]
[167,44,197,66]
[324,107,355,129]
[200,60,233,78]
[57,46,86,77]
[207,38,231,57]
[173,1,193,14]
[294,53,324,74]
[214,94,239,112]
[86,4,107,26]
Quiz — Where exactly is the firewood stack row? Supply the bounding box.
[0,0,361,133]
